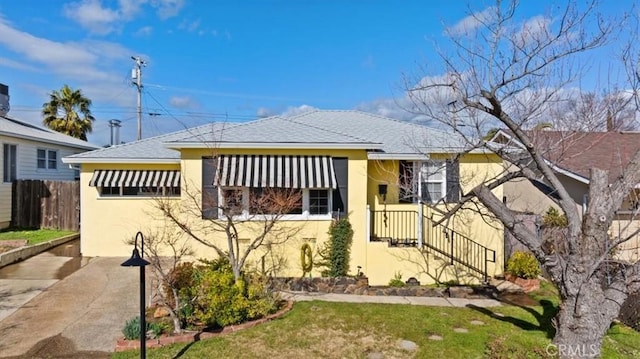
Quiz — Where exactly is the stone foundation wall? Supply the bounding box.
[269,277,498,299]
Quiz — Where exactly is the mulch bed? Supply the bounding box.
[115,300,294,352]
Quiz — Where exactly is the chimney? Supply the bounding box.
[109,119,122,146]
[0,84,8,116]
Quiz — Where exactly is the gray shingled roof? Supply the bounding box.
[64,110,470,163]
[1,115,99,150]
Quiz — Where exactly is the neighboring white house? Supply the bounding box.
[0,115,100,228]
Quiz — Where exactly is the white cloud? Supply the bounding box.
[0,57,42,72]
[63,0,120,35]
[169,95,199,109]
[134,26,153,36]
[447,7,497,36]
[256,105,318,118]
[514,15,552,47]
[63,0,185,35]
[152,0,185,19]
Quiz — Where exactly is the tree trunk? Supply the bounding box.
[552,279,623,359]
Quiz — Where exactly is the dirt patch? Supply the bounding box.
[498,292,539,307]
[3,334,110,359]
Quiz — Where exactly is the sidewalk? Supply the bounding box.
[279,291,503,307]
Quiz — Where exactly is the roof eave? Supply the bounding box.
[0,131,100,150]
[62,157,180,164]
[164,142,382,150]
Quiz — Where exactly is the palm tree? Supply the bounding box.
[42,85,95,140]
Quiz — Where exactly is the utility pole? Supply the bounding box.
[131,56,146,140]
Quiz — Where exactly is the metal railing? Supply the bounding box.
[369,206,496,282]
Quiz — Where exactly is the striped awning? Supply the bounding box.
[214,155,337,189]
[89,170,181,187]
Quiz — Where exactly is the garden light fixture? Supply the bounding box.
[121,231,150,359]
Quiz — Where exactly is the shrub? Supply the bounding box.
[506,251,541,279]
[164,261,197,309]
[316,217,354,277]
[542,207,567,227]
[122,316,148,340]
[189,257,279,328]
[388,272,405,287]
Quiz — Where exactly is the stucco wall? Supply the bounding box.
[79,150,505,285]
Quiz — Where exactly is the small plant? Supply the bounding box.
[506,251,541,279]
[542,207,567,227]
[122,316,148,340]
[316,217,354,277]
[148,321,168,339]
[388,272,405,287]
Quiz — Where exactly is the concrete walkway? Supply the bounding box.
[280,291,503,307]
[0,257,139,358]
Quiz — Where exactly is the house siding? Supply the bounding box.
[78,148,505,285]
[1,135,89,228]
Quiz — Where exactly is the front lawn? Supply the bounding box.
[0,228,76,245]
[111,283,640,359]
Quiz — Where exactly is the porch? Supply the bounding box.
[366,203,497,282]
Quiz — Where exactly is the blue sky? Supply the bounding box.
[0,0,634,146]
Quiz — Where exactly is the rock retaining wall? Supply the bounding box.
[269,277,498,299]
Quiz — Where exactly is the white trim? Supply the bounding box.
[165,142,381,150]
[547,162,590,184]
[0,131,98,151]
[62,157,179,164]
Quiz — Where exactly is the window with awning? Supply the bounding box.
[203,155,344,219]
[214,155,337,189]
[89,170,181,197]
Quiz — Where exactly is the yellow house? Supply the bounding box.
[63,110,504,285]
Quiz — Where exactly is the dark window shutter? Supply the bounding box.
[332,157,348,217]
[202,157,218,219]
[445,158,460,203]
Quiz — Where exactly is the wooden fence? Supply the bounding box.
[11,180,80,231]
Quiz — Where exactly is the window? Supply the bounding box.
[3,144,16,182]
[218,187,327,218]
[309,189,329,215]
[249,188,303,215]
[99,186,180,197]
[222,188,244,215]
[420,161,446,203]
[37,149,58,169]
[398,160,452,204]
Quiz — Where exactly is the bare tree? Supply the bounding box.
[406,1,640,357]
[134,227,193,334]
[155,184,304,283]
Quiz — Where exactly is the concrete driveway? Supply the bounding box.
[0,256,139,358]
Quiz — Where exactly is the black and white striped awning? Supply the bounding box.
[214,155,337,189]
[89,170,181,187]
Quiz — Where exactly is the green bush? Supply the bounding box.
[188,257,279,328]
[122,316,148,340]
[542,207,567,227]
[316,217,354,277]
[388,272,405,287]
[506,251,541,279]
[164,261,196,308]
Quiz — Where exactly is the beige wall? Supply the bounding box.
[0,183,9,228]
[79,150,505,285]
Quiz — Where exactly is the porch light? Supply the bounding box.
[121,231,150,359]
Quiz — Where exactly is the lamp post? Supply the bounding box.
[121,232,150,359]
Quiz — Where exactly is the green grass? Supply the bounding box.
[0,228,76,245]
[111,282,640,359]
